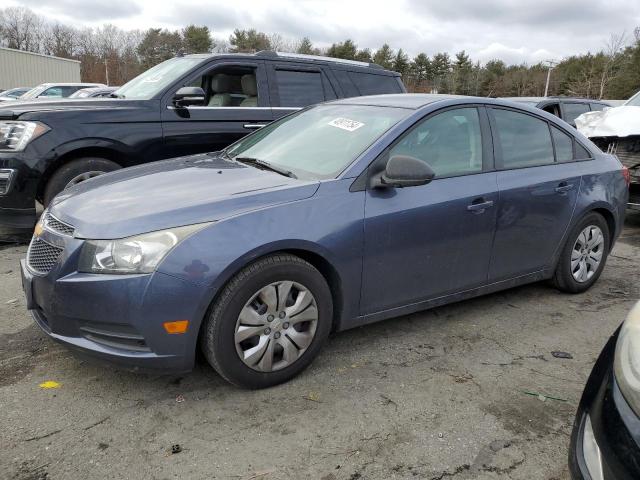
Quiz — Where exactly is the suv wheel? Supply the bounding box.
[200,254,333,389]
[552,212,610,293]
[43,157,121,206]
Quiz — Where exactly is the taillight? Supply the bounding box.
[622,166,631,186]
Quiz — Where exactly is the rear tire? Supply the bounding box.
[200,254,333,389]
[552,212,610,293]
[43,157,121,206]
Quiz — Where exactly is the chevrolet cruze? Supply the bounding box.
[20,94,629,388]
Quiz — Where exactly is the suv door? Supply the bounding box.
[561,102,590,127]
[161,60,272,158]
[487,107,581,282]
[361,106,498,315]
[267,63,337,120]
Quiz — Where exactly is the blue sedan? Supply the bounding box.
[21,94,629,388]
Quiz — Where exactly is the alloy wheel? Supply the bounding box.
[64,170,106,189]
[571,225,604,283]
[234,281,319,372]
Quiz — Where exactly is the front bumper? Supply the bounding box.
[569,332,640,479]
[19,232,212,374]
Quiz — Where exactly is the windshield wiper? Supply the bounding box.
[234,157,297,179]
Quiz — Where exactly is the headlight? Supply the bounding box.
[78,223,210,274]
[614,302,640,416]
[0,121,50,151]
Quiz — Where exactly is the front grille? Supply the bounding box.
[27,238,64,275]
[43,212,75,236]
[0,169,14,195]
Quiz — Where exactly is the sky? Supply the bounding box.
[5,0,640,65]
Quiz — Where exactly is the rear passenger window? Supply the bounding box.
[275,70,333,107]
[348,72,402,95]
[576,143,592,160]
[551,126,573,162]
[389,108,483,177]
[590,103,607,112]
[562,103,590,125]
[492,109,554,168]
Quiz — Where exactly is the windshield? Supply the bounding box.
[20,85,47,99]
[625,90,640,107]
[226,104,408,180]
[113,57,204,100]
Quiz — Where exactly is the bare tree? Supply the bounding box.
[598,32,627,99]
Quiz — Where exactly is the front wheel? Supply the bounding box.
[200,254,333,389]
[552,212,610,293]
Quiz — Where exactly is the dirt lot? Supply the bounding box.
[2,214,640,480]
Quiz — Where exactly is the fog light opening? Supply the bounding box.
[163,320,189,334]
[583,415,604,480]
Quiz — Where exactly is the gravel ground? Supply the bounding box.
[2,213,640,480]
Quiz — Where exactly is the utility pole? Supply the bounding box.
[544,60,558,97]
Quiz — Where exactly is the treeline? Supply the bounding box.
[1,6,639,99]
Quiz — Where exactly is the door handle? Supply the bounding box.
[244,124,266,130]
[467,199,494,213]
[555,182,574,194]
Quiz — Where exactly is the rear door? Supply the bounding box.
[488,107,581,282]
[267,63,337,121]
[161,60,272,158]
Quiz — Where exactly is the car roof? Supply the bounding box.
[183,50,398,74]
[38,83,105,87]
[330,94,481,109]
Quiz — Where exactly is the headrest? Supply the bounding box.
[211,74,233,92]
[241,74,257,96]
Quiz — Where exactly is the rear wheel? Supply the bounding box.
[43,157,121,206]
[552,212,610,293]
[200,254,333,389]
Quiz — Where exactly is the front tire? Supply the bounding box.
[43,157,121,206]
[552,212,610,293]
[200,254,333,389]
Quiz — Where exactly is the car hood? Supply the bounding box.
[48,154,320,239]
[575,106,640,138]
[0,98,140,119]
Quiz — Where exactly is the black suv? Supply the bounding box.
[503,97,611,127]
[0,51,405,230]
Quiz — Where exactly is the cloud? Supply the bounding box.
[20,0,142,21]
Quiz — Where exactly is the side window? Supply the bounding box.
[576,142,593,160]
[332,70,359,97]
[348,72,402,95]
[551,126,574,162]
[275,70,332,107]
[199,66,259,108]
[39,87,62,98]
[562,103,590,125]
[492,109,554,168]
[590,103,607,112]
[389,108,483,178]
[542,103,561,118]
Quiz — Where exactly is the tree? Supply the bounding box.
[0,7,43,52]
[355,48,372,63]
[392,48,409,76]
[229,28,271,53]
[327,39,357,60]
[410,53,431,91]
[137,28,182,70]
[182,25,212,54]
[452,50,473,94]
[373,44,394,69]
[296,37,317,55]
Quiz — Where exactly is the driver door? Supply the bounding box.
[361,106,498,315]
[160,60,272,158]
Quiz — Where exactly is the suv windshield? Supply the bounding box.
[113,57,204,100]
[226,104,408,179]
[20,85,48,99]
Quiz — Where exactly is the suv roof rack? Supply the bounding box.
[255,51,384,69]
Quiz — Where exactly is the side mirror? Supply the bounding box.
[173,86,205,107]
[373,155,435,188]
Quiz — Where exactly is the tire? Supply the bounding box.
[552,212,610,293]
[43,157,121,206]
[200,254,333,389]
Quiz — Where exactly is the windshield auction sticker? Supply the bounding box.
[328,118,365,132]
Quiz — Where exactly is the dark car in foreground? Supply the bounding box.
[570,303,640,479]
[21,94,628,388]
[503,97,611,127]
[0,51,404,230]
